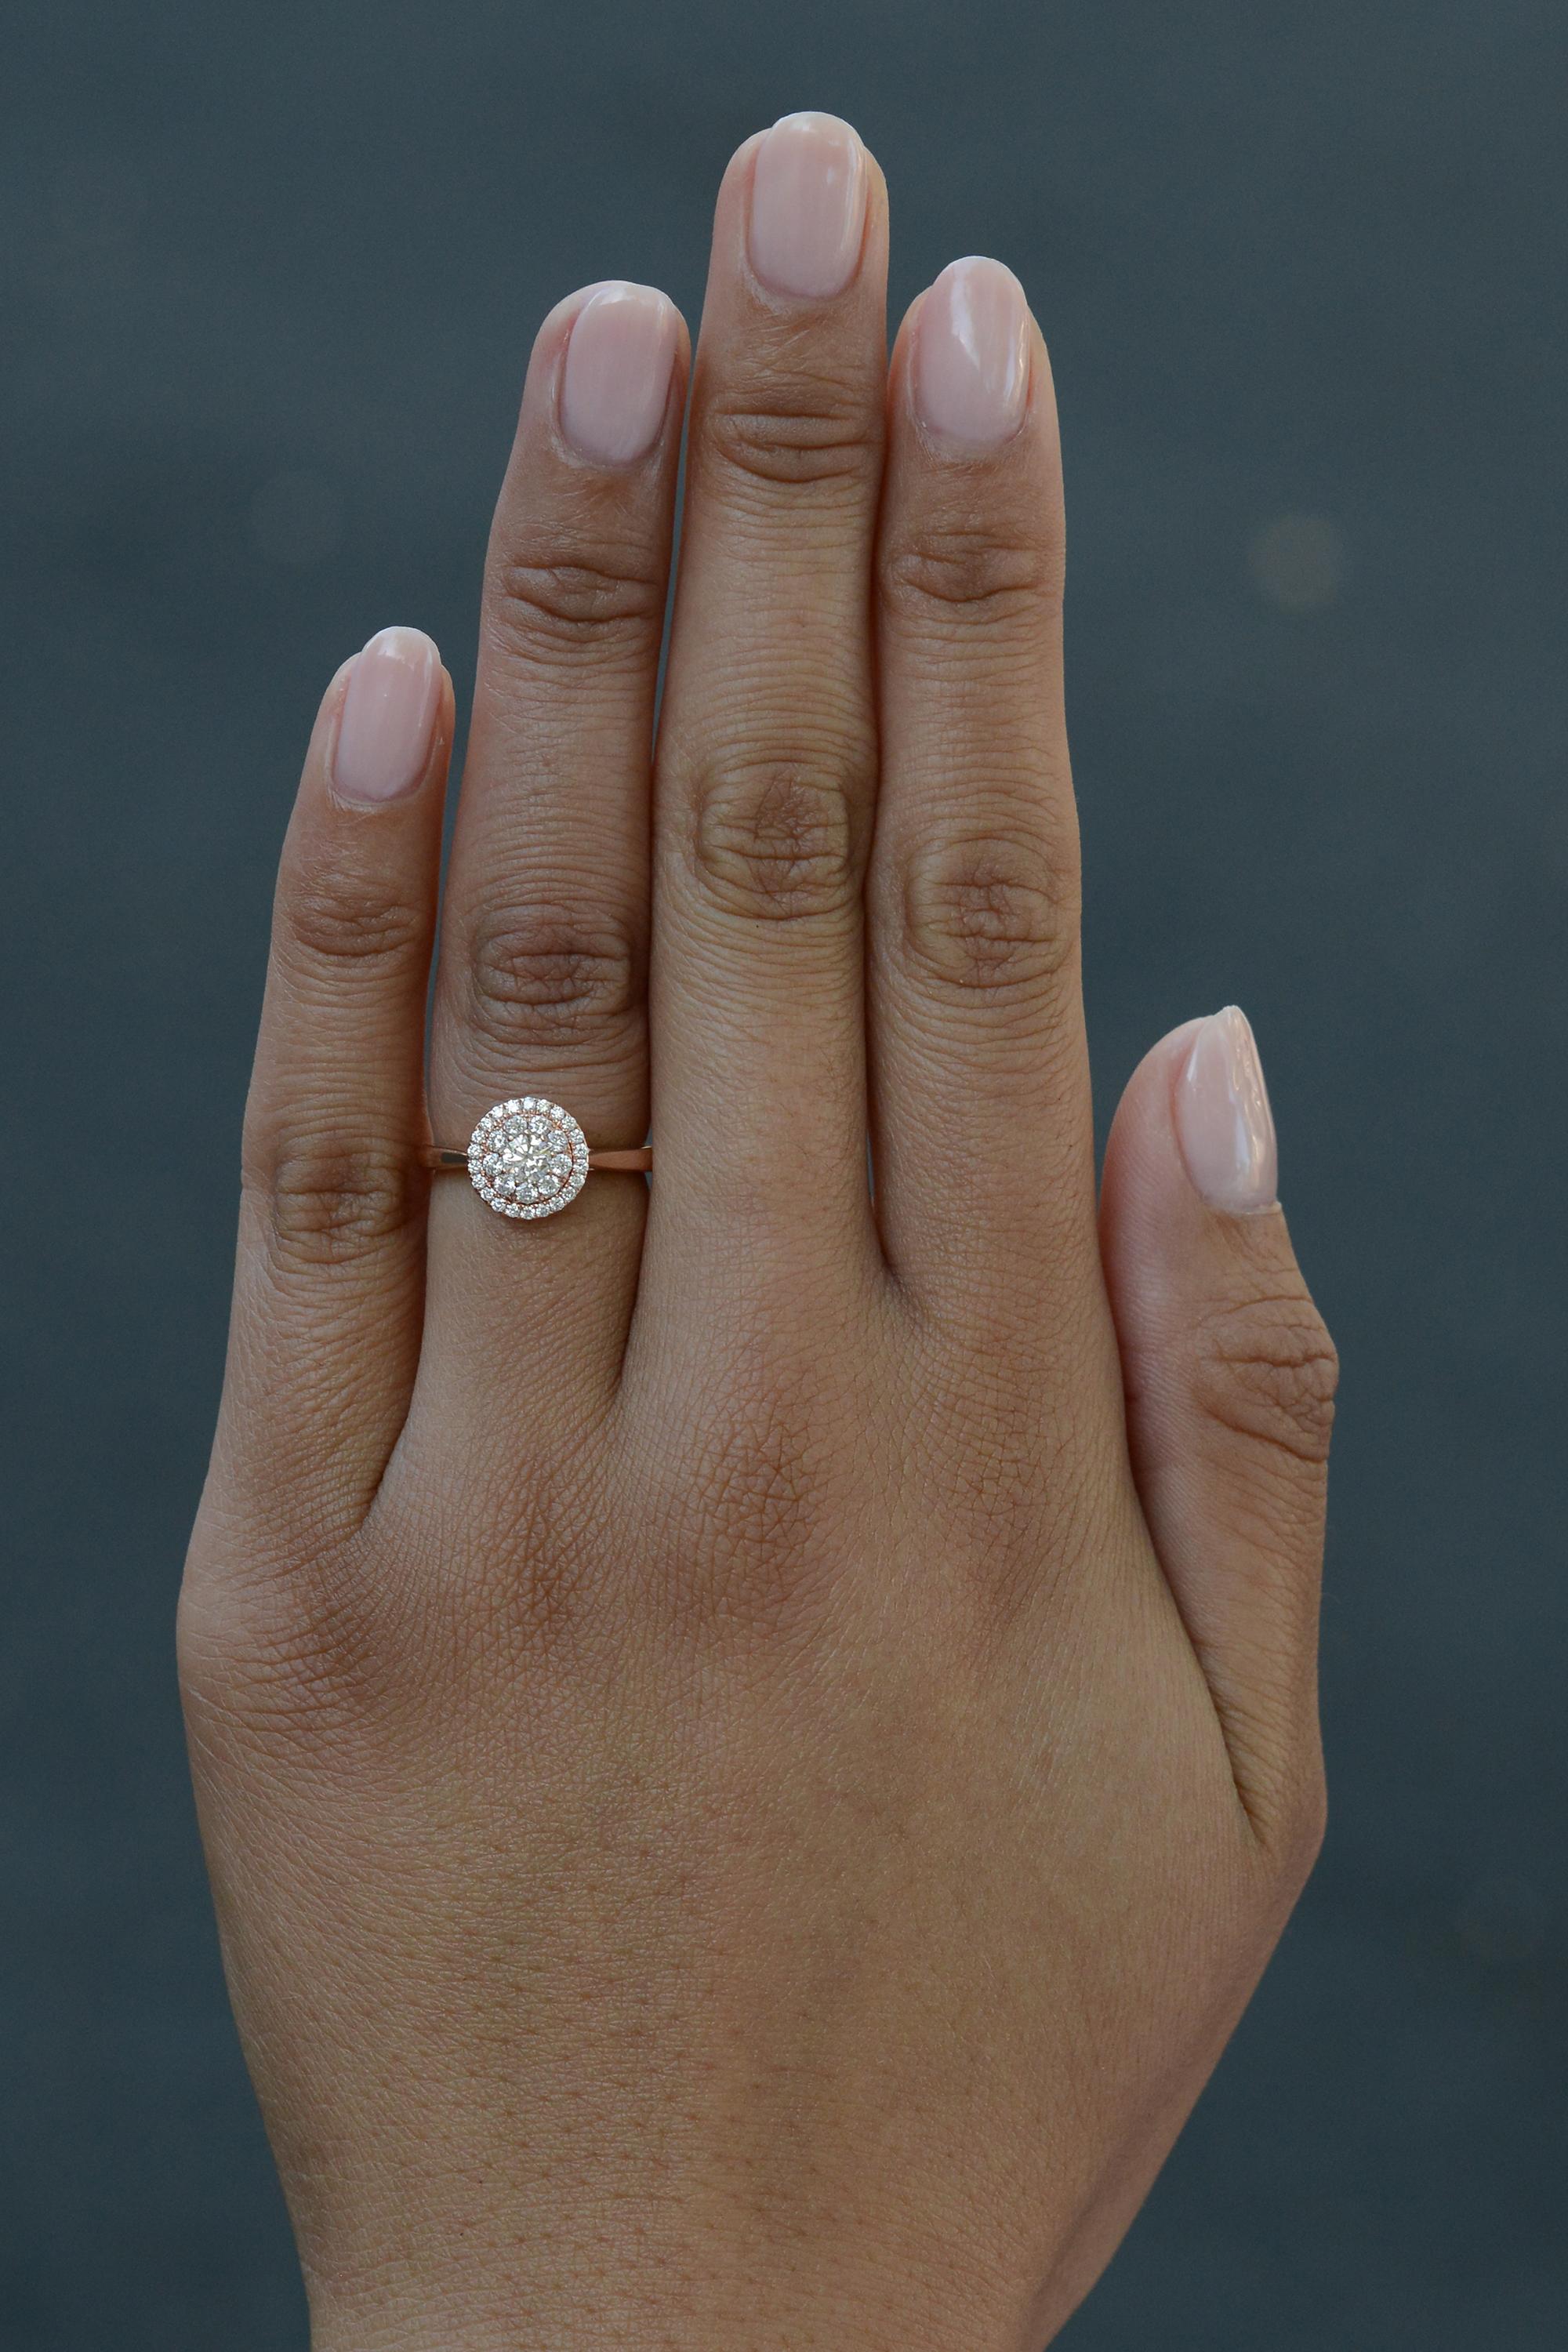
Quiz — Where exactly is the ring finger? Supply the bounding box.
[421,281,688,1419]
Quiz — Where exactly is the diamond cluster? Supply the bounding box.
[466,1098,589,1218]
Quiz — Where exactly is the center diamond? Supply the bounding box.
[466,1096,590,1220]
[494,1113,572,1203]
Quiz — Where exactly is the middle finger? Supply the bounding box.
[646,115,888,1298]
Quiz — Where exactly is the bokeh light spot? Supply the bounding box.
[1248,514,1345,612]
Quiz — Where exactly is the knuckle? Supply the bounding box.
[244,1128,420,1268]
[684,753,862,924]
[1192,1293,1340,1467]
[281,872,428,975]
[180,1530,412,1754]
[179,1569,380,1744]
[880,527,1062,627]
[703,378,878,492]
[673,1370,840,1626]
[900,824,1080,998]
[695,1406,824,1563]
[485,549,666,665]
[465,902,641,1056]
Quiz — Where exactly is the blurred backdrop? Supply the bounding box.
[3,2,1564,2344]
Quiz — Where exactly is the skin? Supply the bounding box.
[183,130,1337,2351]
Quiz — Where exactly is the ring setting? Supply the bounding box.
[424,1097,651,1218]
[467,1097,589,1218]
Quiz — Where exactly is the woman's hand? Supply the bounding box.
[183,115,1336,2352]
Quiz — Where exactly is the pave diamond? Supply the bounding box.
[466,1097,589,1219]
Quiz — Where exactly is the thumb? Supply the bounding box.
[1099,1007,1337,1857]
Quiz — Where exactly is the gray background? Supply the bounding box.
[2,1,1564,2343]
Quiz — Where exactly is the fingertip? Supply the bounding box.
[557,282,686,466]
[328,626,445,810]
[1176,1007,1279,1216]
[732,111,885,303]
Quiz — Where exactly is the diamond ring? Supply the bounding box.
[423,1097,651,1220]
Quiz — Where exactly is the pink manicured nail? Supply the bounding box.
[748,111,867,299]
[912,256,1031,448]
[559,281,679,465]
[330,626,441,807]
[1176,1006,1279,1214]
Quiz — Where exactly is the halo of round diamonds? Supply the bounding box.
[466,1097,590,1219]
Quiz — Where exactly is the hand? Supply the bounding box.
[183,114,1336,2352]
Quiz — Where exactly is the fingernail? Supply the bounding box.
[559,281,679,465]
[1176,1006,1279,1214]
[330,626,441,806]
[748,111,867,299]
[912,256,1031,448]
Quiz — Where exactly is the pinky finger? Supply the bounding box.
[1098,1007,1338,1855]
[214,628,451,1541]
